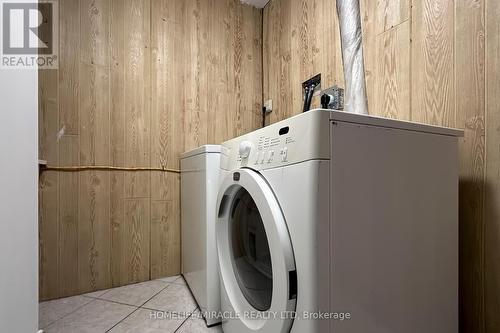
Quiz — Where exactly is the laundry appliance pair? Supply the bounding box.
[181,109,462,333]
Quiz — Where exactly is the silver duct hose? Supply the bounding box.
[336,0,369,115]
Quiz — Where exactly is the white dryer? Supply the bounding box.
[181,145,222,326]
[216,109,463,333]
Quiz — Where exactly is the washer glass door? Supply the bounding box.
[230,187,273,311]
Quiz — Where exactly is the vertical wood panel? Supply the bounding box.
[151,199,180,279]
[109,0,126,288]
[232,2,244,136]
[278,0,292,120]
[78,63,111,293]
[225,0,238,138]
[456,0,486,332]
[58,136,80,297]
[80,0,110,67]
[123,199,150,282]
[359,0,376,115]
[39,71,59,164]
[184,0,208,150]
[151,0,183,201]
[374,21,410,120]
[59,0,80,135]
[485,0,500,331]
[290,0,315,114]
[240,5,263,135]
[39,170,59,300]
[207,0,228,143]
[263,0,285,123]
[124,0,151,199]
[38,69,59,300]
[149,0,183,279]
[54,0,79,297]
[411,0,455,127]
[316,0,344,114]
[77,0,111,294]
[322,0,344,88]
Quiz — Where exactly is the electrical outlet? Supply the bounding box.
[321,85,344,110]
[264,99,273,112]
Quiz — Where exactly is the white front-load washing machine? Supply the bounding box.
[216,109,462,333]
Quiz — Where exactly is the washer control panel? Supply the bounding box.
[221,110,331,171]
[249,134,294,166]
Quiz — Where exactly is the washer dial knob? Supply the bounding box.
[239,141,253,159]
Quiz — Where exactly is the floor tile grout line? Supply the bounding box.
[83,280,172,304]
[81,291,109,300]
[94,283,172,310]
[40,297,97,330]
[174,316,192,333]
[138,282,198,321]
[174,313,193,332]
[87,298,144,309]
[138,285,198,313]
[104,283,172,333]
[138,283,172,308]
[173,306,199,333]
[104,306,141,333]
[169,305,199,333]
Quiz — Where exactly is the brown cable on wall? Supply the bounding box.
[41,165,181,174]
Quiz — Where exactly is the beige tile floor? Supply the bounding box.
[39,276,222,333]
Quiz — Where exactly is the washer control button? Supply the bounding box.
[260,152,266,164]
[267,150,274,163]
[281,147,288,162]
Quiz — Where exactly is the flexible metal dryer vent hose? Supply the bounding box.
[336,0,369,115]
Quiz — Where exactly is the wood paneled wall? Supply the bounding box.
[263,0,499,332]
[39,0,262,300]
